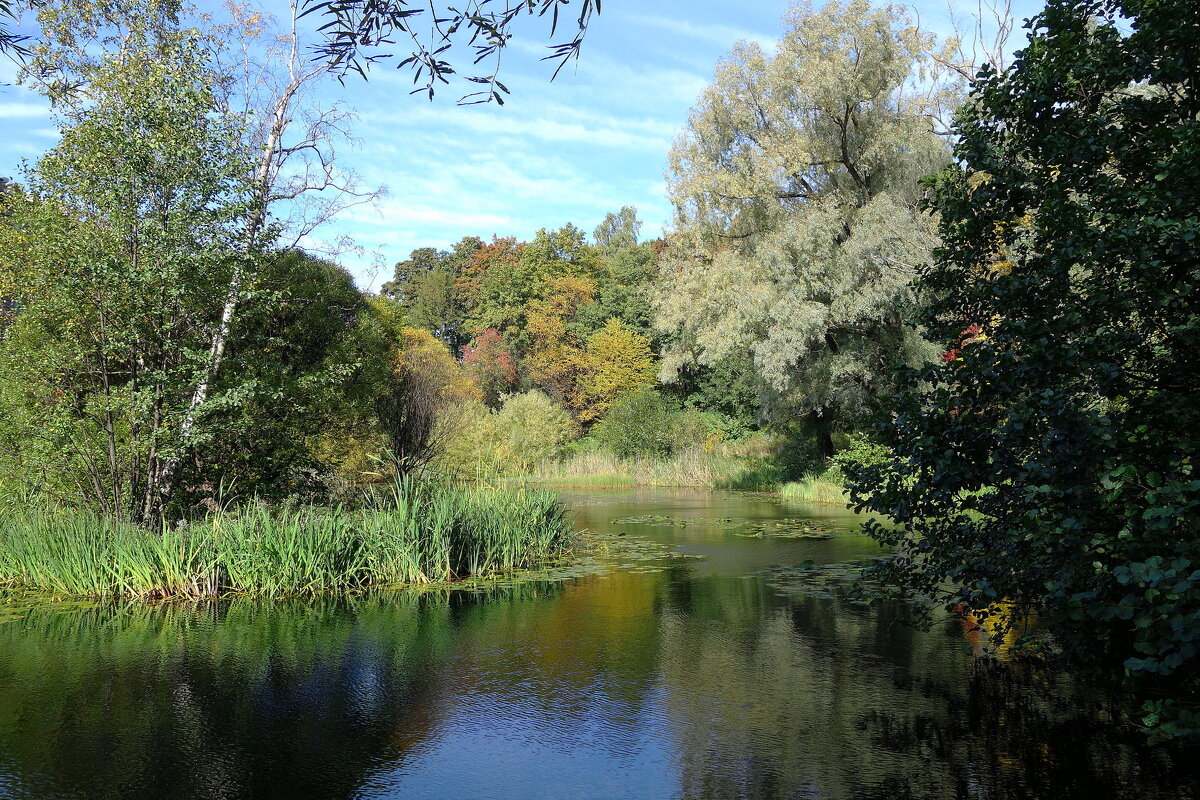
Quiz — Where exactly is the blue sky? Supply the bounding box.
[1,1,1044,290]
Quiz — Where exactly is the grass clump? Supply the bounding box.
[0,481,571,599]
[778,476,849,505]
[519,434,784,490]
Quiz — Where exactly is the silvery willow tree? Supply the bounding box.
[654,0,957,457]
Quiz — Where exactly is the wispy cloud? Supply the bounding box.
[623,13,778,53]
[382,105,671,151]
[360,88,683,152]
[0,102,50,120]
[348,201,521,233]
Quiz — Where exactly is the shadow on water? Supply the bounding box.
[0,488,1197,799]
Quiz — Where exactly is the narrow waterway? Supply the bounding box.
[0,488,1196,799]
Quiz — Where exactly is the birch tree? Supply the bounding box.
[153,0,380,511]
[1,0,377,520]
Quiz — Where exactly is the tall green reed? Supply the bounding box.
[0,479,572,599]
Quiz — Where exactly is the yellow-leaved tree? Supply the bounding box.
[374,327,481,476]
[525,275,595,409]
[577,319,656,422]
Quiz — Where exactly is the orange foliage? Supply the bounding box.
[456,236,521,318]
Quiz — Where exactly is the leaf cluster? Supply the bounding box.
[300,0,599,103]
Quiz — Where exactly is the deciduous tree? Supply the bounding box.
[654,0,954,456]
[846,0,1200,732]
[578,318,656,423]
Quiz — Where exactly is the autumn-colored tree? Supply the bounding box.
[456,236,520,319]
[383,237,482,354]
[391,220,671,427]
[525,275,595,410]
[577,318,656,422]
[462,328,517,408]
[473,225,600,356]
[376,327,480,475]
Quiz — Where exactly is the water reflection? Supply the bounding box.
[0,489,1196,799]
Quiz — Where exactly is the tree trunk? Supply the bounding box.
[809,410,835,461]
[149,65,308,519]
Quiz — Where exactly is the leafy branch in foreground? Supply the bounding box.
[847,0,1200,732]
[300,0,599,102]
[0,0,30,63]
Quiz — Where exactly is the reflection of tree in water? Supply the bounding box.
[0,584,563,800]
[656,575,1200,800]
[4,553,1199,800]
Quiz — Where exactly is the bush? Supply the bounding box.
[431,398,500,478]
[670,408,724,453]
[776,422,827,481]
[591,390,678,458]
[493,391,578,470]
[376,327,481,477]
[829,434,891,482]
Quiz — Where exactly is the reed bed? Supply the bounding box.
[0,482,571,599]
[523,449,763,489]
[518,447,854,504]
[778,476,850,505]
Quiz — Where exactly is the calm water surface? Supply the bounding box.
[0,488,1197,799]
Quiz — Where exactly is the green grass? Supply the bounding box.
[0,480,572,599]
[778,476,849,505]
[518,448,783,490]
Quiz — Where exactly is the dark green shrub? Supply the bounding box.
[592,390,678,458]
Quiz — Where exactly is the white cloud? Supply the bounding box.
[0,102,50,120]
[346,201,520,234]
[623,13,778,53]
[366,102,673,152]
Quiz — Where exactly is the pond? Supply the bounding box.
[0,488,1197,799]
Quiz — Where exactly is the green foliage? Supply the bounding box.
[591,390,679,459]
[492,391,579,470]
[593,206,641,250]
[778,476,848,505]
[374,215,669,428]
[574,241,658,335]
[432,398,502,478]
[198,251,389,501]
[846,0,1200,732]
[307,0,598,103]
[472,224,600,356]
[775,417,837,481]
[0,2,248,519]
[669,352,762,438]
[382,237,483,353]
[829,434,890,482]
[655,0,952,435]
[0,481,572,597]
